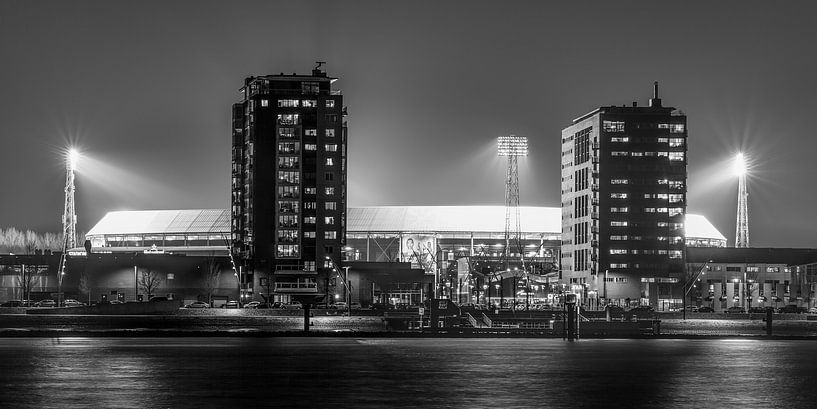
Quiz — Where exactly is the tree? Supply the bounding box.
[202,254,221,305]
[138,268,163,299]
[78,272,91,305]
[14,265,39,302]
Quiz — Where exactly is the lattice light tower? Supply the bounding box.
[62,148,79,252]
[734,153,749,248]
[497,135,528,270]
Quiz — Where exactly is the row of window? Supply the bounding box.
[277,114,340,126]
[609,235,683,242]
[603,120,685,133]
[610,151,685,161]
[608,137,685,147]
[610,249,684,258]
[278,128,336,138]
[610,221,684,229]
[277,186,337,199]
[265,99,336,108]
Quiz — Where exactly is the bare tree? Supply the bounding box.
[138,268,163,299]
[14,265,39,302]
[78,272,91,305]
[202,254,221,305]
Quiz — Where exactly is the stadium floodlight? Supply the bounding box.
[497,135,528,157]
[68,148,79,171]
[733,153,746,176]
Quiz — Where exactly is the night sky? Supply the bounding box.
[2,0,816,247]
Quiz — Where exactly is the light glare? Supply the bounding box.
[733,153,746,176]
[68,148,79,171]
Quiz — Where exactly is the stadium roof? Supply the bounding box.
[87,209,230,236]
[87,207,726,241]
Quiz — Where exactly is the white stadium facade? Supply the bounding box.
[82,206,726,308]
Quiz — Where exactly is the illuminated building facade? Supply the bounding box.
[560,84,688,308]
[231,65,347,302]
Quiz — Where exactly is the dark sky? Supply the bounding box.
[2,0,816,247]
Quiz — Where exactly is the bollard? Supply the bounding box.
[304,305,310,333]
[766,308,773,336]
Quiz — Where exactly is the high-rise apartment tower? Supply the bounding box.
[231,65,347,303]
[560,83,687,308]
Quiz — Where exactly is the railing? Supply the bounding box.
[466,313,479,328]
[482,313,493,328]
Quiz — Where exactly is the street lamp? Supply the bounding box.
[326,256,351,317]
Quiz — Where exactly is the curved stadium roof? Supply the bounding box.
[87,207,726,241]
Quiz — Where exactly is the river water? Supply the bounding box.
[0,337,815,408]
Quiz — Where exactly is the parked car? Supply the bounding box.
[697,306,715,313]
[185,301,209,309]
[244,301,261,309]
[63,299,85,307]
[36,299,56,308]
[749,306,774,314]
[109,300,123,305]
[223,300,240,309]
[284,301,303,310]
[350,302,362,310]
[270,302,286,309]
[333,301,348,310]
[777,305,806,314]
[809,307,817,314]
[726,306,745,314]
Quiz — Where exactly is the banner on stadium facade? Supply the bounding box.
[400,234,436,274]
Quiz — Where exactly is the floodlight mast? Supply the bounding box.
[497,135,528,304]
[59,148,78,307]
[735,153,749,248]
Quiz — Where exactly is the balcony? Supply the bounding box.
[274,281,318,293]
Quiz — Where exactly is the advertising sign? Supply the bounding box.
[401,234,437,274]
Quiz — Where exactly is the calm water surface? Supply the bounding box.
[1,337,815,408]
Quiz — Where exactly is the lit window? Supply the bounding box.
[610,193,628,199]
[657,137,669,143]
[643,208,656,213]
[610,249,627,255]
[656,207,668,213]
[325,201,337,210]
[302,100,317,108]
[610,137,629,143]
[277,142,300,154]
[603,121,625,132]
[670,124,685,133]
[326,158,334,166]
[326,129,335,137]
[669,152,684,161]
[326,100,335,108]
[278,99,299,108]
[325,144,337,152]
[304,187,316,195]
[278,127,296,138]
[276,245,300,257]
[631,152,644,157]
[304,231,316,239]
[610,207,629,213]
[304,202,316,210]
[611,179,629,184]
[611,151,629,157]
[669,138,684,147]
[277,114,299,125]
[305,144,317,151]
[305,129,317,136]
[304,216,316,224]
[610,221,628,227]
[260,99,269,107]
[610,235,628,240]
[669,208,684,217]
[669,250,683,259]
[302,82,319,94]
[325,231,337,239]
[325,187,335,196]
[324,216,335,225]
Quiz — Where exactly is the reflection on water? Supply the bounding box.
[1,337,816,408]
